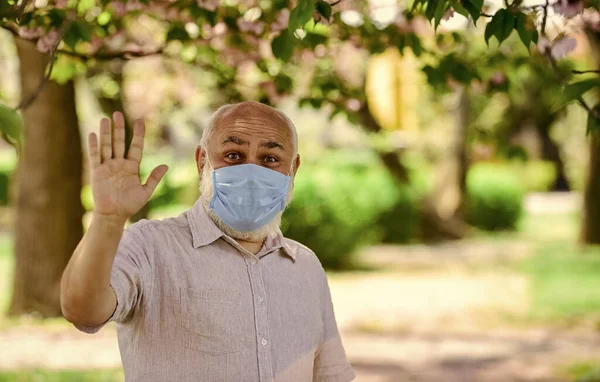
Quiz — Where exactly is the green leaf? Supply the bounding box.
[515,12,531,49]
[0,103,22,145]
[451,0,470,18]
[275,74,293,93]
[587,104,600,135]
[464,0,483,24]
[301,32,327,48]
[272,30,294,61]
[97,11,111,26]
[407,33,422,57]
[484,14,497,45]
[166,23,190,42]
[496,9,515,45]
[48,9,67,27]
[563,79,600,104]
[77,0,95,15]
[316,0,332,21]
[289,0,315,33]
[485,9,515,46]
[63,21,91,49]
[432,0,449,30]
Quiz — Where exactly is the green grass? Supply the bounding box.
[0,369,124,382]
[0,234,13,314]
[517,241,600,320]
[561,362,600,382]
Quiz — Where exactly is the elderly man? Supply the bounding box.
[60,102,355,382]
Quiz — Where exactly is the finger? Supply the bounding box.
[100,118,112,162]
[127,119,145,163]
[112,111,126,159]
[88,133,100,169]
[143,165,168,196]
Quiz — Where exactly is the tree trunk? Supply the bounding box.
[358,103,467,242]
[582,28,600,244]
[582,133,600,244]
[454,86,470,220]
[9,39,83,317]
[537,120,571,191]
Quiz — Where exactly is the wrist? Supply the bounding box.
[91,212,128,229]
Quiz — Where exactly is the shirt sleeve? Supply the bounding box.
[313,270,356,382]
[74,223,153,334]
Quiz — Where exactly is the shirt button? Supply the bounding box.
[261,338,268,346]
[249,258,257,265]
[257,296,264,304]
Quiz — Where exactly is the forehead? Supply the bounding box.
[211,106,294,145]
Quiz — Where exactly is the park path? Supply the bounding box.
[2,322,600,382]
[2,253,600,382]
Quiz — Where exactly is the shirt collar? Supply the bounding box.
[187,199,224,248]
[187,199,296,262]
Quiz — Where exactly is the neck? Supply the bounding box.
[236,238,265,255]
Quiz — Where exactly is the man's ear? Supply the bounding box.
[195,146,206,176]
[293,154,301,176]
[290,154,300,180]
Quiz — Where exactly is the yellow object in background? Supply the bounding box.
[365,48,419,131]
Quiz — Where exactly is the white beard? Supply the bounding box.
[199,162,293,242]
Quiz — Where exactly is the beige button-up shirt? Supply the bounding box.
[75,199,355,382]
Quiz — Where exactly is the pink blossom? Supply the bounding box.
[260,81,280,103]
[551,36,577,58]
[110,2,127,17]
[237,19,265,35]
[126,1,143,11]
[36,30,60,53]
[490,72,505,85]
[553,0,583,18]
[538,35,577,59]
[18,27,44,40]
[54,0,68,9]
[442,8,455,21]
[197,0,219,11]
[345,99,361,112]
[271,9,290,32]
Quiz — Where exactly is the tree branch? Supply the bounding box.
[57,47,165,61]
[573,69,600,75]
[16,0,32,20]
[15,4,80,111]
[538,0,599,120]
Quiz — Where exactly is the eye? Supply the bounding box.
[264,156,278,163]
[226,152,242,161]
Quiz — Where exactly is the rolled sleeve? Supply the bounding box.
[74,223,152,334]
[313,270,356,382]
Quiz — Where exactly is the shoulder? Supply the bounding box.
[283,238,326,272]
[123,212,191,246]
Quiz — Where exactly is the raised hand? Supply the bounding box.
[88,112,168,222]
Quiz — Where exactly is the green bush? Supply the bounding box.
[0,152,16,207]
[282,151,422,269]
[466,163,524,231]
[0,170,9,206]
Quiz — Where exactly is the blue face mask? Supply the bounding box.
[209,163,291,232]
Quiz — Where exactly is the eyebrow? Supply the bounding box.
[222,136,249,145]
[222,136,285,151]
[261,141,285,151]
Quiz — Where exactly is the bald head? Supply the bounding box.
[200,102,298,157]
[196,101,301,179]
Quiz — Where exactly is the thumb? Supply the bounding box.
[143,164,169,197]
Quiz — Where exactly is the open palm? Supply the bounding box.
[89,112,168,220]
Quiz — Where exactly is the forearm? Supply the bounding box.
[60,213,127,325]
